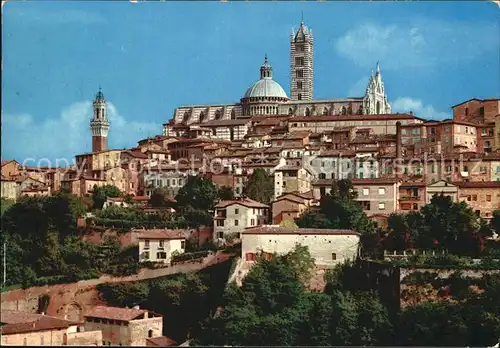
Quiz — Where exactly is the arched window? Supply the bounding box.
[215,110,222,120]
[182,111,190,123]
[376,101,381,114]
[199,111,206,123]
[298,93,302,100]
[288,108,294,116]
[357,106,364,115]
[305,107,311,117]
[322,107,328,116]
[231,109,236,120]
[341,106,347,115]
[148,330,153,338]
[266,106,269,114]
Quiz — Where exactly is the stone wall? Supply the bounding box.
[129,317,164,346]
[66,330,103,346]
[1,328,67,346]
[1,251,233,321]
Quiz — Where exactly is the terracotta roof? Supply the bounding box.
[454,181,500,188]
[215,198,269,209]
[273,195,306,204]
[146,336,178,346]
[84,306,156,322]
[122,150,149,159]
[288,190,314,200]
[400,181,426,188]
[317,150,356,157]
[1,310,80,335]
[352,178,399,185]
[289,113,422,122]
[136,229,187,240]
[203,119,251,127]
[1,160,18,167]
[243,226,360,236]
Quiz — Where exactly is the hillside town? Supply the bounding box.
[1,16,500,348]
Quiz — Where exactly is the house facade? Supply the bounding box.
[213,198,270,241]
[137,230,186,264]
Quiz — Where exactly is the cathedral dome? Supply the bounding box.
[243,55,288,100]
[244,78,288,99]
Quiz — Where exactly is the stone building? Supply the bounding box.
[273,164,314,199]
[1,309,101,346]
[213,198,270,241]
[1,160,20,178]
[456,181,500,220]
[163,19,392,139]
[83,306,163,346]
[426,180,459,203]
[241,226,360,267]
[271,191,316,224]
[1,175,17,201]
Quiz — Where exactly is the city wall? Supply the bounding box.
[1,251,233,321]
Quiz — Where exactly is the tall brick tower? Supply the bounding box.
[90,87,110,152]
[290,18,313,101]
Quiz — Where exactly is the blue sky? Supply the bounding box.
[2,1,499,164]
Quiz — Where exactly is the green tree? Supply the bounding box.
[175,175,218,212]
[296,179,375,236]
[0,198,15,217]
[218,186,235,201]
[150,187,174,208]
[92,184,122,209]
[242,168,274,204]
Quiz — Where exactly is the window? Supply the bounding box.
[378,202,385,210]
[216,220,224,227]
[41,337,44,345]
[181,240,186,249]
[378,188,386,195]
[319,173,326,179]
[235,208,239,214]
[297,81,303,90]
[217,232,224,239]
[297,44,305,52]
[298,93,302,100]
[479,106,484,116]
[157,252,167,259]
[144,240,150,249]
[363,188,369,196]
[159,240,164,249]
[465,107,469,116]
[486,195,492,202]
[143,251,150,259]
[148,330,153,338]
[253,208,256,214]
[234,220,239,226]
[296,70,304,78]
[472,195,477,201]
[331,253,337,260]
[251,218,255,226]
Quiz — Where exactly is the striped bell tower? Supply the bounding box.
[290,18,313,101]
[90,87,110,152]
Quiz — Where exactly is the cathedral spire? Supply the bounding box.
[376,62,380,73]
[260,54,272,79]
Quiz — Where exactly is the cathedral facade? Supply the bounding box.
[165,20,391,133]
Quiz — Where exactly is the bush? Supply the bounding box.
[172,250,210,263]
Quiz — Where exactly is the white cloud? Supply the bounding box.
[335,19,498,70]
[348,76,368,97]
[392,97,450,120]
[1,101,160,165]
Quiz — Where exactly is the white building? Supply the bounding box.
[137,230,186,264]
[214,198,270,241]
[241,225,360,267]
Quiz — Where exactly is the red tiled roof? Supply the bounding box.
[146,336,178,346]
[243,226,360,236]
[215,198,269,209]
[1,310,80,335]
[136,229,187,240]
[84,306,157,322]
[454,181,500,188]
[289,113,421,122]
[122,150,149,159]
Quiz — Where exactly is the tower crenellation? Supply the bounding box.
[290,19,313,101]
[90,87,110,152]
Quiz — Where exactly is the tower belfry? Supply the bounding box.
[290,17,313,101]
[90,87,110,152]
